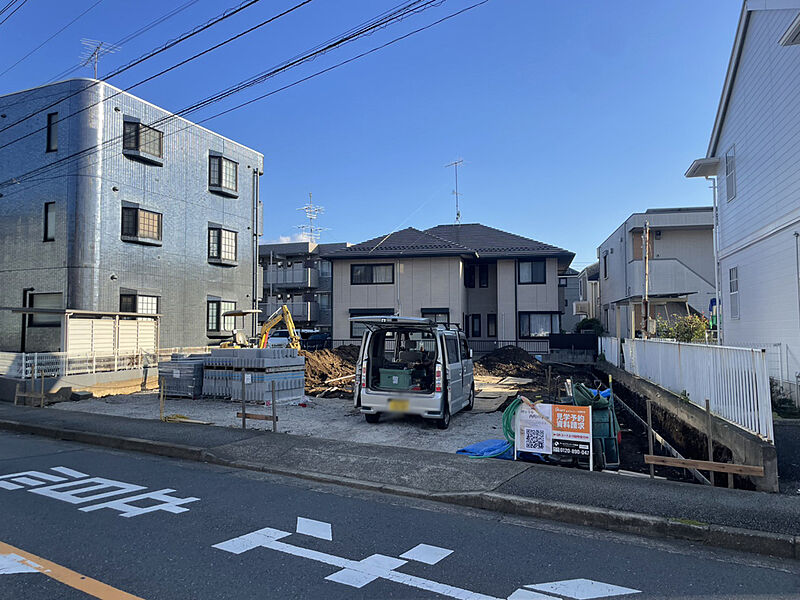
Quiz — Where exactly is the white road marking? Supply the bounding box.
[214,531,500,600]
[296,517,332,540]
[326,554,407,588]
[212,527,291,554]
[0,553,40,575]
[0,470,66,490]
[51,467,88,478]
[525,579,640,599]
[508,590,558,600]
[400,543,454,565]
[79,489,200,517]
[30,477,146,504]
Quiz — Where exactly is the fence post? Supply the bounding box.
[646,399,654,479]
[705,399,715,486]
[271,380,277,433]
[32,353,38,381]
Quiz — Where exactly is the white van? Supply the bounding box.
[352,316,474,429]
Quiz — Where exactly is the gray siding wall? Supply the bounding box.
[0,79,263,351]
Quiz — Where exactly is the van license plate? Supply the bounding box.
[388,399,409,412]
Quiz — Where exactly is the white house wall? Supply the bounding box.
[712,8,800,389]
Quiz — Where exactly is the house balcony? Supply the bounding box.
[264,265,319,289]
[626,259,714,299]
[259,300,319,324]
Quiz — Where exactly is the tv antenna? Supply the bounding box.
[445,159,464,224]
[80,38,121,79]
[296,193,328,243]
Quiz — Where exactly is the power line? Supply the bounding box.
[0,0,482,191]
[0,0,264,137]
[46,0,203,83]
[0,0,27,26]
[0,0,311,153]
[0,0,428,167]
[0,0,106,79]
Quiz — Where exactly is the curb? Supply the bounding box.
[1,416,797,561]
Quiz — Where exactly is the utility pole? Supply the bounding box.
[445,159,464,224]
[642,221,650,338]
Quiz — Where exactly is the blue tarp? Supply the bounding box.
[456,439,514,460]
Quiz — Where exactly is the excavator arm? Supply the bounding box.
[257,305,301,350]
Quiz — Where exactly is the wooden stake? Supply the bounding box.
[40,369,44,408]
[646,399,654,479]
[159,377,165,422]
[546,366,552,397]
[705,398,715,486]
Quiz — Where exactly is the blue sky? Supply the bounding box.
[0,0,741,270]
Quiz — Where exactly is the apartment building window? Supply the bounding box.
[421,309,449,324]
[479,264,489,288]
[729,267,739,319]
[725,146,736,202]
[208,227,237,263]
[123,121,163,159]
[603,254,608,279]
[43,202,55,241]
[28,292,62,326]
[464,264,475,288]
[120,293,159,314]
[518,260,546,284]
[319,260,332,278]
[351,263,393,285]
[559,277,567,287]
[519,312,558,337]
[207,300,236,332]
[121,207,162,243]
[487,314,497,338]
[471,314,481,337]
[46,112,58,152]
[349,308,393,338]
[209,155,238,194]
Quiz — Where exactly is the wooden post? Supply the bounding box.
[40,369,44,408]
[13,383,20,406]
[705,398,715,486]
[271,380,277,433]
[546,366,552,397]
[241,369,246,430]
[646,399,654,479]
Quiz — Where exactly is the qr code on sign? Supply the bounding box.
[524,427,546,451]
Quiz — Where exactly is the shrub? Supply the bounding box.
[575,317,603,335]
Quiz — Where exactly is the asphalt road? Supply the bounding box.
[0,431,799,600]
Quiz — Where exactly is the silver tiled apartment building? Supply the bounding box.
[0,79,263,352]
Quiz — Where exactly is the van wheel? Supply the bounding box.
[464,385,475,411]
[365,413,380,424]
[436,401,451,430]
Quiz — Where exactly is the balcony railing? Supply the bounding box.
[627,259,714,298]
[264,265,319,289]
[260,301,319,323]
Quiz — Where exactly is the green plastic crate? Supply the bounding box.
[379,368,412,389]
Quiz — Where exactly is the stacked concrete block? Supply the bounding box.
[202,347,305,403]
[158,357,205,398]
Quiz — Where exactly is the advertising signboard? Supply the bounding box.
[515,402,593,469]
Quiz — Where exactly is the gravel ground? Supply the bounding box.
[52,392,505,454]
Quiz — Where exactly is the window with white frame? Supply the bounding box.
[725,146,736,202]
[518,312,558,337]
[729,267,739,319]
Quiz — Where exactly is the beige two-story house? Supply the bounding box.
[325,224,574,342]
[598,207,715,339]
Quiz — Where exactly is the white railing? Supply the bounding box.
[623,338,773,441]
[598,336,621,367]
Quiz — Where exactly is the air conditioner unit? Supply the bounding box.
[573,301,590,316]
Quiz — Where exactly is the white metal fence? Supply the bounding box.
[598,336,621,367]
[623,338,773,441]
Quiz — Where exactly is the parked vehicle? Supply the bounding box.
[353,316,474,429]
[267,330,291,347]
[304,332,332,350]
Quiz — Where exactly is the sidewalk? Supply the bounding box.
[1,403,799,560]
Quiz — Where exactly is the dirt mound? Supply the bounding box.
[474,345,543,378]
[301,345,359,393]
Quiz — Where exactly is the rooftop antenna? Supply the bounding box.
[80,38,121,79]
[296,192,328,243]
[445,159,464,224]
